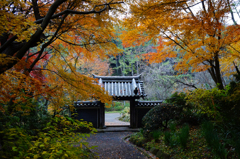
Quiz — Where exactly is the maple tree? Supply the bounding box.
[0,0,123,74]
[122,0,240,89]
[74,55,113,76]
[0,0,126,114]
[0,1,125,157]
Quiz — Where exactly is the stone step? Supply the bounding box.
[97,126,140,132]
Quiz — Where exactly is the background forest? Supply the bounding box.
[1,0,240,158]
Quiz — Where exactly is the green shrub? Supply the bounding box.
[186,87,229,120]
[114,101,122,107]
[234,139,240,158]
[201,121,228,159]
[156,150,170,159]
[186,83,240,142]
[163,130,178,148]
[166,92,206,126]
[150,147,159,155]
[178,125,189,149]
[142,103,182,136]
[169,123,177,133]
[179,110,208,126]
[105,102,125,112]
[164,131,171,146]
[0,127,32,158]
[0,116,96,159]
[0,100,51,136]
[119,107,130,122]
[151,129,162,141]
[165,92,187,106]
[144,142,152,151]
[114,105,124,111]
[124,102,130,107]
[220,84,240,128]
[121,106,130,114]
[129,132,146,148]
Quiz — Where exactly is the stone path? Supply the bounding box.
[85,113,147,158]
[87,132,148,159]
[105,113,129,126]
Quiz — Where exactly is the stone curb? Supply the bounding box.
[123,135,156,159]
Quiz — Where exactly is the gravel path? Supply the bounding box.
[87,132,148,159]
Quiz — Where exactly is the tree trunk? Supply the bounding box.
[207,58,224,89]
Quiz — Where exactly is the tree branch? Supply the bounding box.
[233,61,240,75]
[0,36,18,54]
[32,0,42,20]
[0,0,123,74]
[34,1,124,24]
[58,37,112,46]
[175,79,197,89]
[227,0,238,25]
[27,14,68,73]
[161,31,189,52]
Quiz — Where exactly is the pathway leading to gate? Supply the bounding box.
[86,132,148,159]
[86,113,148,158]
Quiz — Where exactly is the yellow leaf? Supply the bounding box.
[42,151,47,155]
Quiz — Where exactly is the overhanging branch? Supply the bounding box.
[175,79,197,89]
[34,1,124,24]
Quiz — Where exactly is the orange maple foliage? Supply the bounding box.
[0,0,124,114]
[0,0,123,73]
[74,56,113,76]
[122,0,240,89]
[0,70,55,114]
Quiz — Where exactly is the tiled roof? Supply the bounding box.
[135,100,163,107]
[93,74,146,98]
[74,101,101,107]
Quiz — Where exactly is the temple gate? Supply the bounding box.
[74,74,163,128]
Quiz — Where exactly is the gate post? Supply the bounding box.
[99,102,105,129]
[130,99,137,128]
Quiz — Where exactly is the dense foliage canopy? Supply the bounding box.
[0,0,126,114]
[122,0,240,89]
